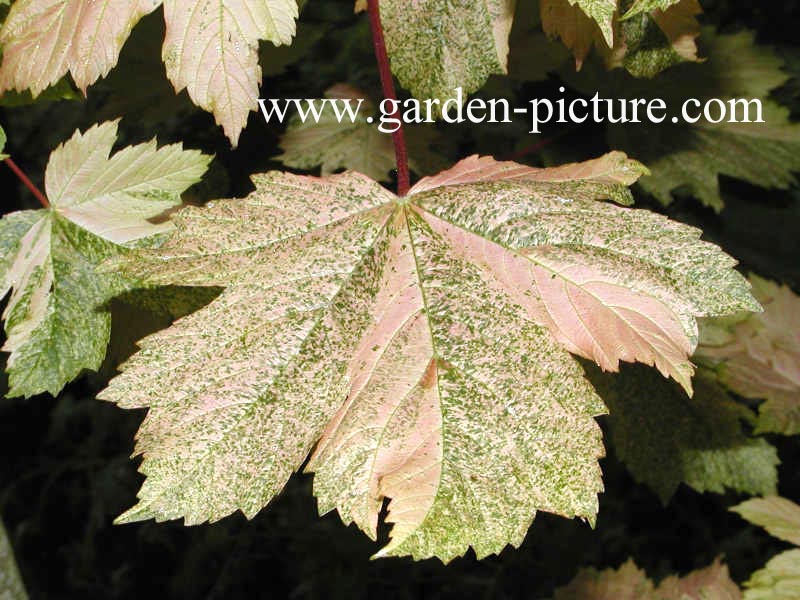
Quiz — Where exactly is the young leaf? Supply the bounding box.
[0,121,210,398]
[0,1,159,95]
[552,557,740,599]
[360,0,516,113]
[100,152,756,561]
[276,84,446,182]
[0,0,301,145]
[588,364,778,504]
[732,497,800,599]
[161,0,299,144]
[697,276,800,435]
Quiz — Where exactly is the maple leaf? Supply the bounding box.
[697,275,800,436]
[0,125,7,160]
[0,121,210,398]
[607,0,702,78]
[0,0,300,145]
[732,497,800,600]
[161,0,299,144]
[276,84,446,182]
[0,1,159,96]
[588,364,778,504]
[358,0,515,113]
[540,0,613,70]
[99,152,757,561]
[552,557,741,599]
[563,27,800,211]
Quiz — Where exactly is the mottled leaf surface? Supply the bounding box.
[589,364,778,503]
[698,276,800,435]
[162,0,299,145]
[101,153,755,561]
[374,0,515,112]
[0,0,300,145]
[0,121,210,397]
[0,0,159,95]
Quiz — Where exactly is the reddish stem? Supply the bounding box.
[367,0,410,196]
[4,157,49,208]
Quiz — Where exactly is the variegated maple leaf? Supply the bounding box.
[0,0,299,145]
[356,0,516,113]
[697,275,800,435]
[101,152,757,561]
[0,121,210,397]
[541,0,701,75]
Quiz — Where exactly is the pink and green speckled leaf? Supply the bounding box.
[100,154,756,561]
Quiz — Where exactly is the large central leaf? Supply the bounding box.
[101,153,757,561]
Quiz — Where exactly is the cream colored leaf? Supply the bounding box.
[731,496,800,547]
[0,0,159,95]
[100,154,755,561]
[162,0,298,145]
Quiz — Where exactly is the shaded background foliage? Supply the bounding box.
[0,0,798,597]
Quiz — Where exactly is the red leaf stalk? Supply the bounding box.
[4,157,49,208]
[367,0,410,196]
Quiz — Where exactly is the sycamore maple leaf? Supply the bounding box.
[552,557,741,599]
[0,121,210,398]
[697,275,800,436]
[356,0,516,113]
[100,152,756,561]
[0,0,299,145]
[539,0,701,75]
[732,497,800,600]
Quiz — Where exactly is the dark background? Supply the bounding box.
[1,0,799,598]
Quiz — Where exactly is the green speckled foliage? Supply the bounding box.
[99,153,757,561]
[0,121,210,397]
